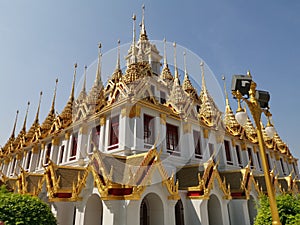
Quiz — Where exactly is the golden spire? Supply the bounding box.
[222,75,240,135]
[40,79,58,132]
[22,101,30,132]
[247,70,252,78]
[222,75,229,107]
[200,61,206,92]
[70,63,77,101]
[182,51,196,96]
[183,51,187,76]
[173,42,180,84]
[95,43,102,86]
[76,65,88,103]
[51,78,58,114]
[111,40,123,82]
[34,91,43,124]
[163,37,167,67]
[132,14,137,64]
[58,63,77,128]
[160,38,173,82]
[139,4,148,41]
[10,110,19,139]
[116,40,121,70]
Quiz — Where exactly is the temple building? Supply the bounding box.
[0,6,299,225]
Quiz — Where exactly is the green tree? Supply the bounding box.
[0,185,56,225]
[254,194,300,225]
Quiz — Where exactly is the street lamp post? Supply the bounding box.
[231,73,282,225]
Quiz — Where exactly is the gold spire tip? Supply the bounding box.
[74,63,77,68]
[98,42,102,49]
[132,13,136,20]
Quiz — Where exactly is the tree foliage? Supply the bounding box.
[0,185,56,225]
[254,194,300,225]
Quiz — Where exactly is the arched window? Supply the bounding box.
[140,193,163,225]
[175,199,185,225]
[84,194,103,225]
[248,195,257,225]
[140,198,149,225]
[208,194,223,225]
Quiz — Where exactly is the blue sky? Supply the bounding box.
[0,1,300,159]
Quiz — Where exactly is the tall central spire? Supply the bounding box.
[163,38,168,67]
[139,4,148,41]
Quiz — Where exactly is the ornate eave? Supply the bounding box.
[44,161,86,202]
[17,169,44,196]
[220,166,260,199]
[186,160,231,200]
[86,148,179,200]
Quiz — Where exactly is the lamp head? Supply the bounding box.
[231,75,252,98]
[255,90,270,109]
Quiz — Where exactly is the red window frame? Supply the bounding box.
[109,116,119,149]
[70,133,78,159]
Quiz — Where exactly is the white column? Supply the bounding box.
[102,200,126,225]
[228,199,249,225]
[165,200,177,225]
[126,200,140,225]
[180,123,193,159]
[99,118,106,152]
[133,116,143,150]
[74,203,85,225]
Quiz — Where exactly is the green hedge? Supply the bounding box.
[255,194,300,225]
[0,185,56,225]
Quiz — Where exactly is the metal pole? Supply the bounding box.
[246,81,282,225]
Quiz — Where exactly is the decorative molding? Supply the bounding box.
[65,132,70,140]
[231,139,236,147]
[79,124,88,135]
[121,104,141,118]
[100,116,106,126]
[203,129,209,139]
[183,123,191,134]
[32,145,39,154]
[159,113,166,125]
[52,137,59,146]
